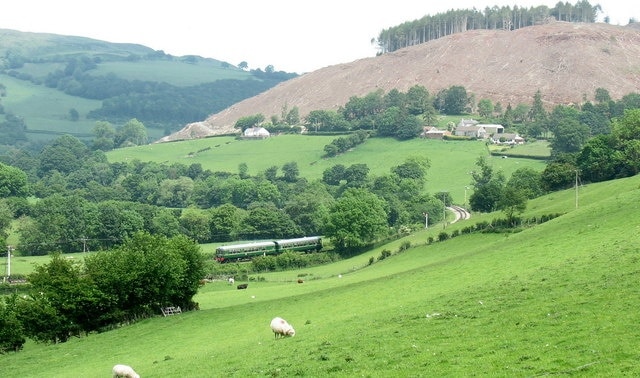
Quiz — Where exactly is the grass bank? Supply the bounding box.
[2,175,639,376]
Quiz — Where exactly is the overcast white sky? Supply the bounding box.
[1,1,637,73]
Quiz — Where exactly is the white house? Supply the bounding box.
[243,127,270,139]
[456,119,504,139]
[455,125,487,138]
[491,133,524,145]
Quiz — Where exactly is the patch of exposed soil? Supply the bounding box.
[160,21,640,142]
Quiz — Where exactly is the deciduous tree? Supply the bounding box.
[325,188,388,252]
[116,118,147,147]
[0,163,29,197]
[469,156,505,212]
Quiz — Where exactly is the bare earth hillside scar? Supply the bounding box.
[160,21,640,142]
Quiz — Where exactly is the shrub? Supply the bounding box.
[398,241,411,252]
[251,255,277,272]
[378,249,392,261]
[0,295,25,353]
[438,232,450,242]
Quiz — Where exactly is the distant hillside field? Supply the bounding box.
[106,135,548,202]
[92,60,250,86]
[0,75,105,140]
[0,29,295,145]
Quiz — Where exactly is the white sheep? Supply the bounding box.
[112,364,140,378]
[228,277,235,285]
[270,317,295,338]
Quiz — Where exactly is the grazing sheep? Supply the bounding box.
[297,279,304,284]
[228,277,235,285]
[112,364,140,378]
[270,317,295,338]
[237,283,248,290]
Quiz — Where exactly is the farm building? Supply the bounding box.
[480,124,504,135]
[243,127,270,139]
[491,133,525,145]
[421,126,451,139]
[455,119,505,139]
[454,125,487,138]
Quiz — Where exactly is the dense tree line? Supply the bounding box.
[0,232,204,351]
[291,85,436,139]
[377,1,602,54]
[323,130,370,157]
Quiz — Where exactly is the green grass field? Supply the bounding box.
[107,135,547,203]
[2,174,639,377]
[93,60,249,87]
[489,139,552,158]
[1,75,101,135]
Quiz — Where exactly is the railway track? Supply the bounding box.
[447,205,471,223]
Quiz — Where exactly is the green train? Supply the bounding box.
[215,236,323,263]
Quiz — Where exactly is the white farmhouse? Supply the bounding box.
[243,127,270,139]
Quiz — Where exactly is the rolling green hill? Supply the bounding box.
[107,135,548,203]
[0,29,296,147]
[3,173,638,376]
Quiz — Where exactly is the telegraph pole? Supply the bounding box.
[6,245,12,281]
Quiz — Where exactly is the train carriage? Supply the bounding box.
[275,236,323,253]
[215,236,323,263]
[215,241,277,262]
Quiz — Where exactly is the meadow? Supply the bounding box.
[93,60,249,87]
[107,135,548,202]
[488,139,551,158]
[1,75,101,138]
[2,174,639,377]
[1,75,167,142]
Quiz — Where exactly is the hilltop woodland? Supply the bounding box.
[376,1,606,53]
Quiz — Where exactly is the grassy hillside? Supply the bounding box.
[4,59,246,142]
[92,60,249,86]
[2,174,639,376]
[107,135,548,202]
[0,29,293,145]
